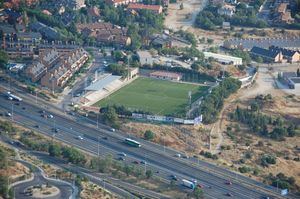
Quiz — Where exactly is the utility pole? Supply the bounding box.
[96,114,99,129]
[11,103,13,121]
[98,136,100,157]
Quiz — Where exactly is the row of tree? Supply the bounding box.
[200,77,241,123]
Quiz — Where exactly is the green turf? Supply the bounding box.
[96,77,208,116]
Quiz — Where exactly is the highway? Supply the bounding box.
[0,91,290,199]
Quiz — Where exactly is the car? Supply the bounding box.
[226,193,233,197]
[171,175,177,181]
[35,125,40,128]
[120,152,126,157]
[110,128,115,132]
[192,179,197,184]
[175,153,181,158]
[118,157,125,161]
[22,107,26,110]
[15,102,20,106]
[41,114,47,118]
[54,128,59,133]
[140,160,146,164]
[77,136,84,140]
[182,154,189,159]
[225,180,232,185]
[197,184,203,188]
[102,137,108,140]
[6,112,12,117]
[8,97,13,100]
[48,114,54,118]
[133,160,139,164]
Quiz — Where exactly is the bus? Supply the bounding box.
[6,92,22,101]
[125,138,141,147]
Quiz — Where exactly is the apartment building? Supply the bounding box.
[40,48,88,91]
[25,49,61,82]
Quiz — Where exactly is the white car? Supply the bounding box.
[48,114,54,118]
[77,136,84,140]
[6,112,12,117]
[120,152,126,157]
[175,153,181,158]
[110,128,115,132]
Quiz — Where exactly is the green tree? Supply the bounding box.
[0,50,8,69]
[193,187,204,199]
[0,175,8,198]
[144,130,155,140]
[123,164,133,176]
[48,144,61,157]
[145,170,153,179]
[102,106,119,128]
[191,62,201,71]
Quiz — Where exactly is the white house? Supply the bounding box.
[137,50,153,66]
[218,4,236,17]
[203,52,243,65]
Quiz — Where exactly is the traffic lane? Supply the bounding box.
[1,105,254,199]
[0,98,278,198]
[0,100,269,199]
[2,105,229,199]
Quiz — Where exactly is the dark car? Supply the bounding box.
[226,193,233,197]
[133,160,139,164]
[171,175,177,181]
[35,125,40,128]
[54,128,59,133]
[22,107,26,110]
[15,102,20,106]
[103,137,108,140]
[118,157,125,161]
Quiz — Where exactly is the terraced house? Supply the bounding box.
[40,48,88,91]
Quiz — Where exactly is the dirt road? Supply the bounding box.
[165,0,208,31]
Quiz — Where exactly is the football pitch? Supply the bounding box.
[96,77,209,116]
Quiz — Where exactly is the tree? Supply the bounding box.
[0,175,8,198]
[102,106,119,128]
[0,148,8,169]
[191,62,201,71]
[145,170,153,179]
[0,50,8,69]
[193,187,204,199]
[144,130,155,140]
[207,38,214,44]
[123,164,133,176]
[48,144,61,157]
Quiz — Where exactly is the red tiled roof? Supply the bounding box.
[150,71,182,79]
[128,3,162,11]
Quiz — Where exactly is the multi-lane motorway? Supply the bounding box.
[0,90,290,199]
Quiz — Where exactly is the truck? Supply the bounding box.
[182,179,195,189]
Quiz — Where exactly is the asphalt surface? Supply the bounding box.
[0,90,292,199]
[12,160,73,199]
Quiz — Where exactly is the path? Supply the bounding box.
[165,0,208,31]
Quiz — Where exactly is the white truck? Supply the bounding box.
[182,179,195,189]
